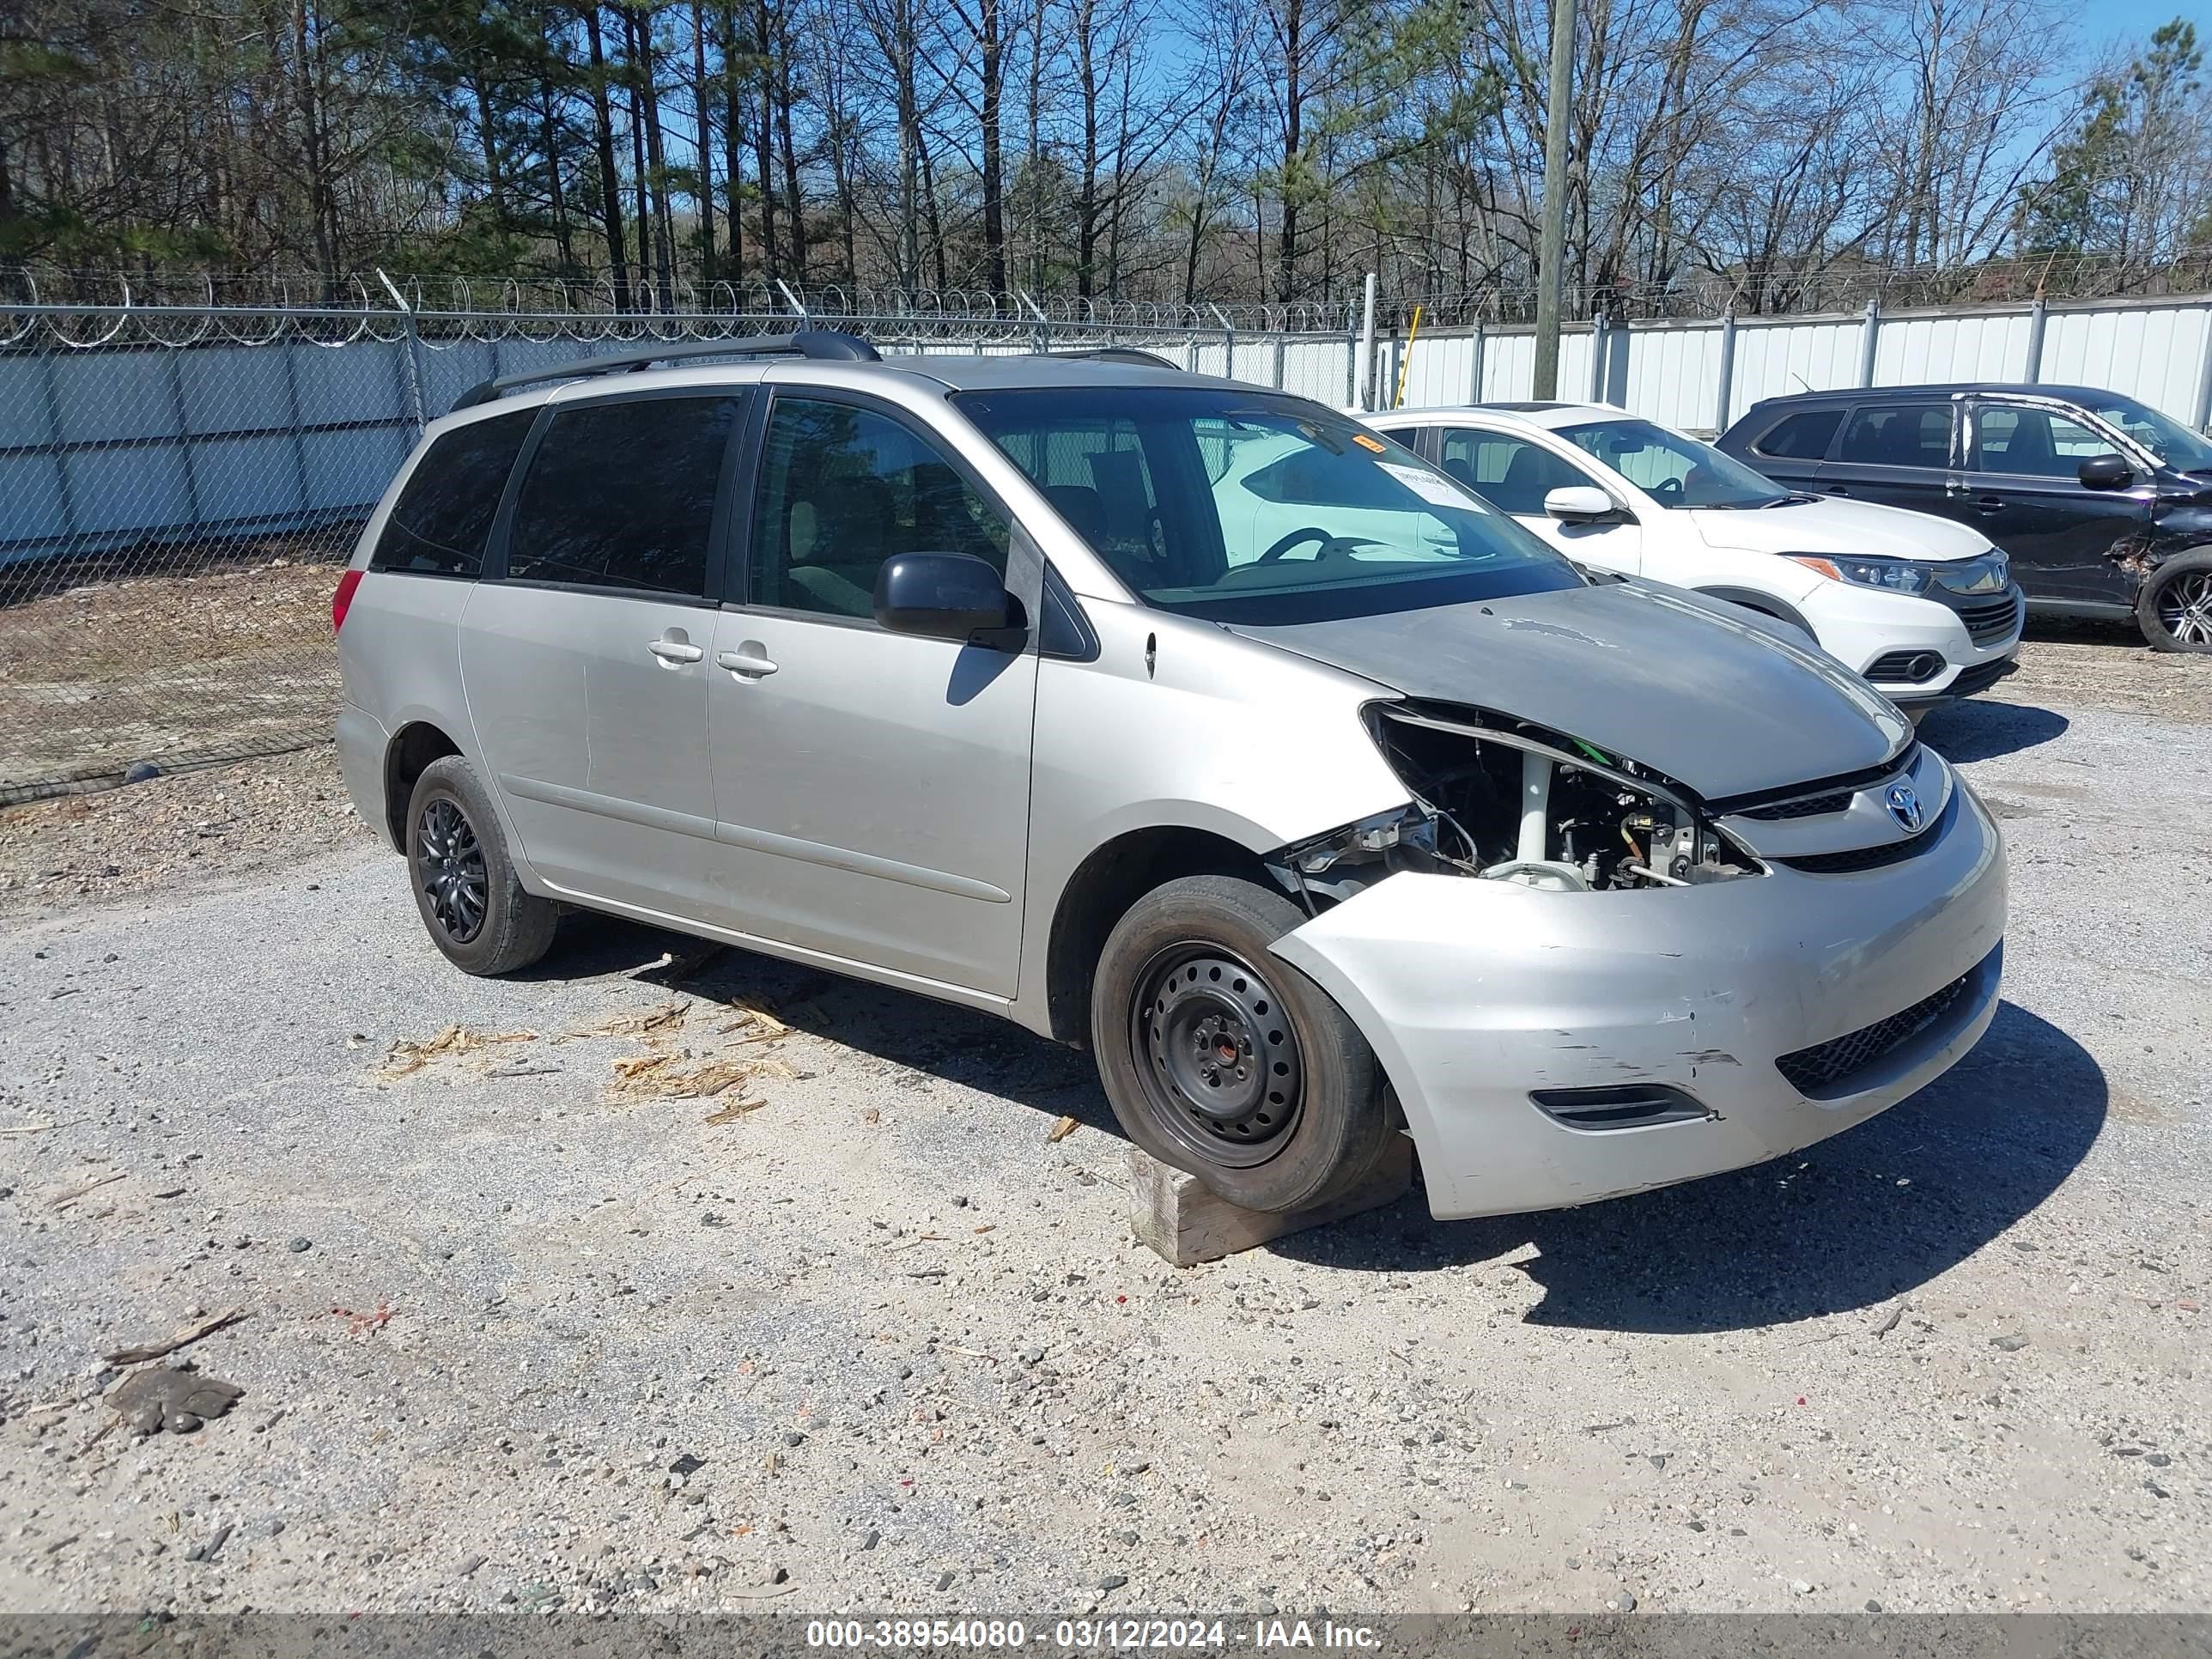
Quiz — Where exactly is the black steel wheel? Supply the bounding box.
[1131,945,1305,1169]
[403,756,559,976]
[1090,873,1396,1214]
[414,796,489,944]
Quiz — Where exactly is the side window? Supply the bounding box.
[1972,404,2119,478]
[1438,428,1593,515]
[507,395,740,597]
[993,414,1164,572]
[370,410,535,576]
[1754,409,1843,461]
[1838,404,1951,469]
[750,398,1011,619]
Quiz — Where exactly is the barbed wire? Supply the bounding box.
[9,248,2210,333]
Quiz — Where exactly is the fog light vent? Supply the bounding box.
[1529,1085,1710,1130]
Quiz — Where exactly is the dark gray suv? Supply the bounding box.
[1717,384,2212,651]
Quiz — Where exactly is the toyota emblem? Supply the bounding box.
[1886,781,1925,833]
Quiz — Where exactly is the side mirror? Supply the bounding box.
[873,551,1022,643]
[1545,485,1618,524]
[2078,454,2133,490]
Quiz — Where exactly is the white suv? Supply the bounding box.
[1361,403,2026,715]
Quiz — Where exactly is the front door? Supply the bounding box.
[459,391,744,920]
[1960,398,2148,608]
[704,393,1038,997]
[1431,425,1644,574]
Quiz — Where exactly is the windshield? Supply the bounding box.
[952,387,1583,623]
[2084,394,2212,473]
[1556,416,1790,508]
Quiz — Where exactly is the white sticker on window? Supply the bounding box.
[1380,461,1486,512]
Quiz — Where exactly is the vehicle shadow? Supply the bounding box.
[1916,698,2069,763]
[617,930,1125,1134]
[537,924,2106,1335]
[1270,1001,2106,1333]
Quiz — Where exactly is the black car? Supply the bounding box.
[1717,384,2212,652]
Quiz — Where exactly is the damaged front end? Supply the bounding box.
[1268,701,1763,911]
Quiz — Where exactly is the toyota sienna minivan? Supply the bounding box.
[332,334,2008,1220]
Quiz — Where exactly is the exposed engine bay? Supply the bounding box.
[1271,701,1764,908]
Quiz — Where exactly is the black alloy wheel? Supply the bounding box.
[414,796,489,945]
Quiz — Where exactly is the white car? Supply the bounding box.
[1358,403,2026,715]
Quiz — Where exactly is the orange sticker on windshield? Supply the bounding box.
[1352,433,1387,453]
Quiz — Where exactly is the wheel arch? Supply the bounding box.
[1693,586,1814,636]
[382,721,465,851]
[1042,824,1278,1048]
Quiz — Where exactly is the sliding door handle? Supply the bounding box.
[647,638,704,665]
[717,646,779,678]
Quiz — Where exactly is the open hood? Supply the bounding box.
[1232,580,1911,801]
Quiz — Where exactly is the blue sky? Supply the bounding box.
[2077,0,2196,58]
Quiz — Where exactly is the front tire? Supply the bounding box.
[1090,874,1395,1214]
[2137,550,2212,653]
[404,756,558,976]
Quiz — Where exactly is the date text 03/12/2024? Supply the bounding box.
[804,1620,1385,1650]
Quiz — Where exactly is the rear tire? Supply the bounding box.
[1090,874,1395,1214]
[2136,550,2212,653]
[404,756,558,976]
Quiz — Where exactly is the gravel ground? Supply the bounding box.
[1,632,2208,1619]
[0,557,343,798]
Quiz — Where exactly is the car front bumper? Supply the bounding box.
[1270,781,2008,1220]
[1808,585,2023,702]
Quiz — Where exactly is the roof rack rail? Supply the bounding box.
[1057,347,1181,370]
[452,330,881,411]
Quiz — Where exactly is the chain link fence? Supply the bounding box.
[0,295,1349,802]
[6,283,2210,802]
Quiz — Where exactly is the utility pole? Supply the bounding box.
[1532,0,1575,399]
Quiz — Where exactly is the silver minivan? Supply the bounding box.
[332,335,2008,1220]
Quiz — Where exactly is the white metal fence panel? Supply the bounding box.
[1398,333,1477,407]
[2040,302,2212,418]
[1611,323,1723,430]
[1876,309,2033,386]
[1480,331,1534,402]
[1727,318,1868,420]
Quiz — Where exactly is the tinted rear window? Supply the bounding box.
[1753,409,1843,460]
[507,396,741,598]
[1839,404,1951,468]
[370,410,535,576]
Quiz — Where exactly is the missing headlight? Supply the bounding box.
[1308,702,1764,898]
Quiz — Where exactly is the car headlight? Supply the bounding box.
[1784,554,1938,594]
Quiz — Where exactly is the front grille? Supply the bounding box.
[1777,963,1979,1096]
[1779,791,1954,873]
[1741,789,1854,821]
[1955,591,2023,646]
[1708,742,1919,820]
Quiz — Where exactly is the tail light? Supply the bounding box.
[331,568,364,633]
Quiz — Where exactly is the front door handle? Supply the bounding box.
[1972,495,2007,514]
[647,638,704,665]
[717,645,779,678]
[1826,484,1850,495]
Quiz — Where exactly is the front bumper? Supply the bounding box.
[1802,582,2022,702]
[1270,782,2007,1219]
